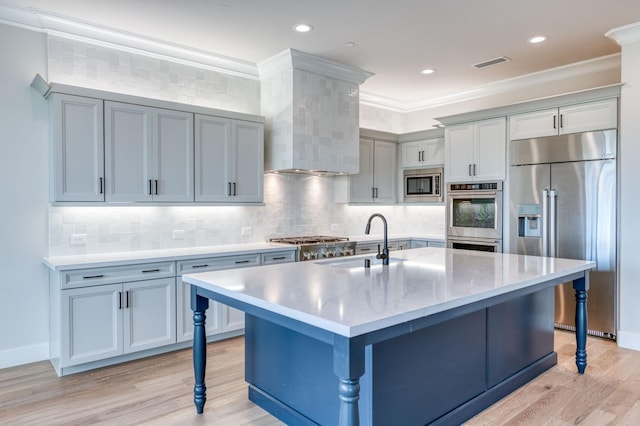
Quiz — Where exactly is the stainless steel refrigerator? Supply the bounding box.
[509,129,617,339]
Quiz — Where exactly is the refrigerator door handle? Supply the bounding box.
[542,189,549,257]
[549,189,558,257]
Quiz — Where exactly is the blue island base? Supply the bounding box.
[245,287,557,425]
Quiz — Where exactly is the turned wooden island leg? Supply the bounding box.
[333,335,365,426]
[191,288,209,414]
[573,276,589,374]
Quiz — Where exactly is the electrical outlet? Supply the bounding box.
[242,227,252,236]
[172,230,186,240]
[70,234,86,245]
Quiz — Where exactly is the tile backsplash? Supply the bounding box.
[49,174,445,256]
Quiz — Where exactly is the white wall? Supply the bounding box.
[0,24,50,367]
[617,38,640,350]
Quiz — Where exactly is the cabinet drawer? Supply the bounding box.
[177,253,260,275]
[62,262,175,289]
[262,250,297,265]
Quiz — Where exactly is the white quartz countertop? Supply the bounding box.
[183,248,595,338]
[43,243,296,270]
[42,235,444,270]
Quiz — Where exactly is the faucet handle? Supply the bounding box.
[376,244,387,260]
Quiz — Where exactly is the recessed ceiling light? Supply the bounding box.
[294,23,313,33]
[420,68,435,75]
[528,35,547,44]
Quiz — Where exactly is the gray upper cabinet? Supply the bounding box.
[195,115,263,203]
[50,93,105,202]
[401,138,444,168]
[350,137,396,203]
[509,98,617,140]
[104,101,194,202]
[43,81,263,204]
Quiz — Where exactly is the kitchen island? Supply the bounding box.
[183,248,594,425]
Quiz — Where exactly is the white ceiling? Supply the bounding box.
[3,0,640,108]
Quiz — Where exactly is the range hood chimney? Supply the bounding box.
[258,49,374,175]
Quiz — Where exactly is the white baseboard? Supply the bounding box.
[617,330,640,351]
[0,343,49,369]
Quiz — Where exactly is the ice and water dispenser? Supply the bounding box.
[517,204,542,238]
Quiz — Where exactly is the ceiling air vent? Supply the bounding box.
[472,56,511,69]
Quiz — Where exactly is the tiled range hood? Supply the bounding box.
[258,49,374,175]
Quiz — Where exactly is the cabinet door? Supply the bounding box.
[104,101,154,202]
[154,109,194,202]
[373,140,396,203]
[508,108,557,140]
[195,114,232,202]
[401,141,423,168]
[475,117,506,181]
[421,138,445,165]
[61,284,122,367]
[223,306,246,332]
[123,278,176,354]
[444,123,475,182]
[51,94,104,202]
[231,120,264,203]
[350,138,375,202]
[559,98,617,134]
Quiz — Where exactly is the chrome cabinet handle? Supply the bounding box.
[468,164,472,176]
[233,182,237,196]
[559,114,564,129]
[126,290,130,308]
[228,182,232,196]
[473,164,477,176]
[99,177,104,194]
[155,180,159,195]
[553,115,557,129]
[148,180,153,195]
[118,292,122,310]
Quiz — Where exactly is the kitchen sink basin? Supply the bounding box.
[315,256,404,269]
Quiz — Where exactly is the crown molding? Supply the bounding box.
[362,53,621,113]
[606,21,640,46]
[0,4,259,79]
[257,48,374,84]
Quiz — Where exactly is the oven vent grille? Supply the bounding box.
[472,56,511,69]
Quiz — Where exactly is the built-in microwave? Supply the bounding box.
[403,167,443,203]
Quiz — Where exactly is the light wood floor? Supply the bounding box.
[1,331,639,425]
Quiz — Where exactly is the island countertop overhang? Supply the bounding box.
[182,248,595,338]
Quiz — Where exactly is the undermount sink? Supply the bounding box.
[316,256,404,269]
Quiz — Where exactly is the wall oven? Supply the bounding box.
[403,167,443,203]
[447,181,503,251]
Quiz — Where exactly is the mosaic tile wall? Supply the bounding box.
[49,174,445,255]
[47,35,261,115]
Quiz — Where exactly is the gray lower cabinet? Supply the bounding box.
[51,262,177,375]
[176,250,297,342]
[176,253,261,343]
[50,250,296,376]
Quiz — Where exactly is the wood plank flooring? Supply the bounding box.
[0,331,639,425]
